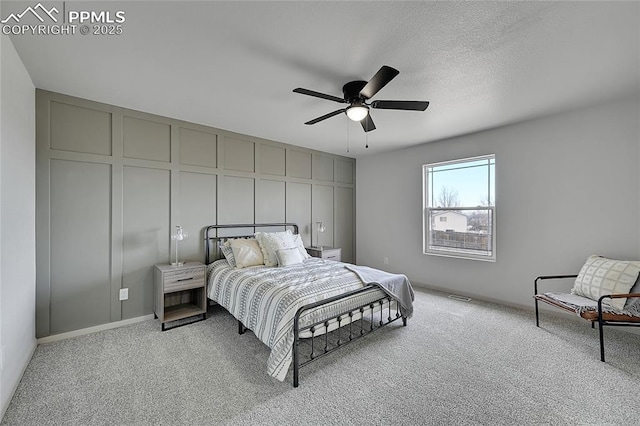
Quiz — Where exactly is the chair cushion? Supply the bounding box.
[536,293,640,322]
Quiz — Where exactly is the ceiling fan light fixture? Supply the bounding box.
[346,104,369,122]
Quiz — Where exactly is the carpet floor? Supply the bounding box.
[2,287,639,425]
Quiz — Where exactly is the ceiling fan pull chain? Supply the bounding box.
[365,130,369,149]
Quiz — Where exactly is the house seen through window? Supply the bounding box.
[423,155,495,261]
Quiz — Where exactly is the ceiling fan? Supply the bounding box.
[293,65,429,132]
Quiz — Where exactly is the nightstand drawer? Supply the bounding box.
[164,267,205,292]
[307,247,341,262]
[323,252,341,261]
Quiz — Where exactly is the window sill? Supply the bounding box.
[424,250,496,262]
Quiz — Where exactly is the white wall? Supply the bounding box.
[0,34,36,418]
[356,98,640,308]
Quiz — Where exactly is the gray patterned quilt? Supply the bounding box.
[207,257,387,381]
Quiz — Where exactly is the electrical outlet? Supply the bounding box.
[383,257,389,265]
[119,288,129,301]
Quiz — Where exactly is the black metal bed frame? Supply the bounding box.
[534,274,640,362]
[203,223,408,387]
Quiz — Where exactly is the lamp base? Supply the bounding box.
[171,261,185,267]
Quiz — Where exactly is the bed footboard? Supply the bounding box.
[292,284,407,387]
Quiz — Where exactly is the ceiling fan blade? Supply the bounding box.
[359,66,399,99]
[293,88,345,103]
[304,109,346,125]
[371,100,430,111]
[360,114,376,132]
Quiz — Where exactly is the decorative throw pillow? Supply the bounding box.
[220,241,236,268]
[276,247,304,267]
[624,278,640,313]
[292,234,311,259]
[229,238,264,269]
[255,231,296,267]
[571,255,640,310]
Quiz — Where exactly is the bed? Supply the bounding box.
[204,223,414,387]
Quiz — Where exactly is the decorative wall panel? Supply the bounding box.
[50,101,112,155]
[179,127,217,168]
[256,179,286,223]
[260,144,286,176]
[224,137,254,172]
[219,176,254,224]
[286,182,312,246]
[179,171,217,260]
[313,154,334,182]
[287,150,312,179]
[122,166,170,319]
[335,159,354,184]
[312,184,334,248]
[49,159,111,334]
[335,187,355,262]
[123,116,171,162]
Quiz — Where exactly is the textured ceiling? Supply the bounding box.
[7,1,640,158]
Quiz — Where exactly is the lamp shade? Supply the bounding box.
[172,225,188,242]
[346,104,369,121]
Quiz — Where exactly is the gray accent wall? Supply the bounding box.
[356,98,640,309]
[36,90,356,338]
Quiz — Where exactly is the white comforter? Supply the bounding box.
[207,257,386,381]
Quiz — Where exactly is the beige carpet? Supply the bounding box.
[2,287,639,425]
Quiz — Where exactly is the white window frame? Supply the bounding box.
[422,154,496,262]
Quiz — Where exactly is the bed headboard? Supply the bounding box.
[203,223,299,264]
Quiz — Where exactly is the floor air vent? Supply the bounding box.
[448,294,472,302]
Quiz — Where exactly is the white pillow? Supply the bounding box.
[229,238,264,268]
[276,247,304,267]
[292,234,311,259]
[255,231,296,267]
[571,255,640,310]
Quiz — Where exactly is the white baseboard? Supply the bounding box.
[1,343,36,422]
[37,314,155,345]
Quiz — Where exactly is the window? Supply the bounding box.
[423,155,495,261]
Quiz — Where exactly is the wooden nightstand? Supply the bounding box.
[306,247,342,262]
[154,262,207,331]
